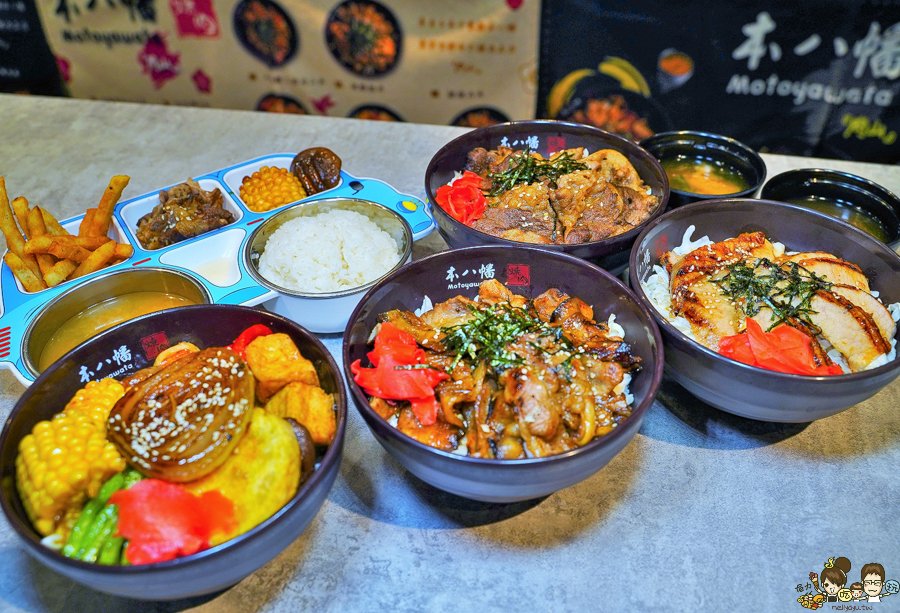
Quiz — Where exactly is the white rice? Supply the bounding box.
[259,209,401,293]
[640,226,900,372]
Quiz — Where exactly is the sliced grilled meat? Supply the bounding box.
[781,253,869,290]
[807,290,891,371]
[830,284,896,344]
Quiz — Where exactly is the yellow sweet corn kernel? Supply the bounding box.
[239,167,306,212]
[15,378,127,536]
[63,378,125,428]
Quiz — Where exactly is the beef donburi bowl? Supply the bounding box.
[425,121,669,273]
[343,245,664,502]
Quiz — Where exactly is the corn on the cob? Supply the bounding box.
[16,378,126,537]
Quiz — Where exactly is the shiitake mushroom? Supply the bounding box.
[285,418,317,485]
[290,147,342,195]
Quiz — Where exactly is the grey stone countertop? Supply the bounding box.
[0,94,898,613]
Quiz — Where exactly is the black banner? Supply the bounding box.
[0,0,63,94]
[538,0,900,164]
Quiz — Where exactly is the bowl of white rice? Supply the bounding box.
[628,198,900,422]
[244,198,413,333]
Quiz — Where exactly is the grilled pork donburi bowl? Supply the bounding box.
[343,245,663,502]
[629,198,900,422]
[425,121,669,275]
[0,304,346,600]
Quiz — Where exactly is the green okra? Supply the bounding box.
[75,504,116,562]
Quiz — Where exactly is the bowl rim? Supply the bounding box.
[243,196,414,300]
[424,119,670,250]
[628,197,900,381]
[0,304,348,574]
[761,167,900,249]
[20,266,214,379]
[342,243,665,466]
[639,130,767,199]
[761,167,900,208]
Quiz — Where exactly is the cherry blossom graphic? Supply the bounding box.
[55,56,71,83]
[312,94,335,114]
[137,33,181,89]
[506,0,523,9]
[192,69,211,93]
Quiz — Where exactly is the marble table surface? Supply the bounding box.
[0,94,898,613]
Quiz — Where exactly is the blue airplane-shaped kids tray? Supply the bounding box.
[0,153,434,386]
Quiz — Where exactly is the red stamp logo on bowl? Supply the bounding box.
[547,136,567,154]
[506,264,530,286]
[141,332,171,360]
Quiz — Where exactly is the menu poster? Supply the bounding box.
[33,0,539,126]
[0,0,63,94]
[538,0,900,163]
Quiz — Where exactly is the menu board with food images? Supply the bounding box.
[538,0,900,163]
[33,0,539,126]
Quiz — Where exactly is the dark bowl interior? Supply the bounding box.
[343,245,664,502]
[0,305,347,600]
[640,130,767,208]
[629,199,900,422]
[761,168,900,250]
[425,120,670,275]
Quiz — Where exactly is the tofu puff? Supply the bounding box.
[245,333,337,445]
[245,333,320,402]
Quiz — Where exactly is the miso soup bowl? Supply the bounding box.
[640,131,766,208]
[629,198,900,422]
[343,245,664,502]
[0,305,347,600]
[425,120,669,275]
[761,168,900,250]
[22,267,212,382]
[244,197,413,334]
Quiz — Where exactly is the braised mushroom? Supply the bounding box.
[290,147,342,195]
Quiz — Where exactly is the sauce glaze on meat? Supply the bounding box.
[136,179,235,250]
[368,280,642,459]
[465,146,659,245]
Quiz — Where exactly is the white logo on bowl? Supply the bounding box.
[78,344,138,383]
[445,263,495,290]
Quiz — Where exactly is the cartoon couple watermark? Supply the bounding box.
[797,557,898,609]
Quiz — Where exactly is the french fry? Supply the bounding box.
[70,239,115,279]
[4,251,47,292]
[23,236,53,254]
[113,243,133,260]
[26,207,57,277]
[2,179,133,290]
[90,176,129,237]
[73,236,111,250]
[0,178,42,280]
[40,208,69,237]
[47,241,92,263]
[25,235,110,254]
[36,254,57,278]
[12,197,30,240]
[43,259,77,288]
[26,206,47,238]
[79,208,96,237]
